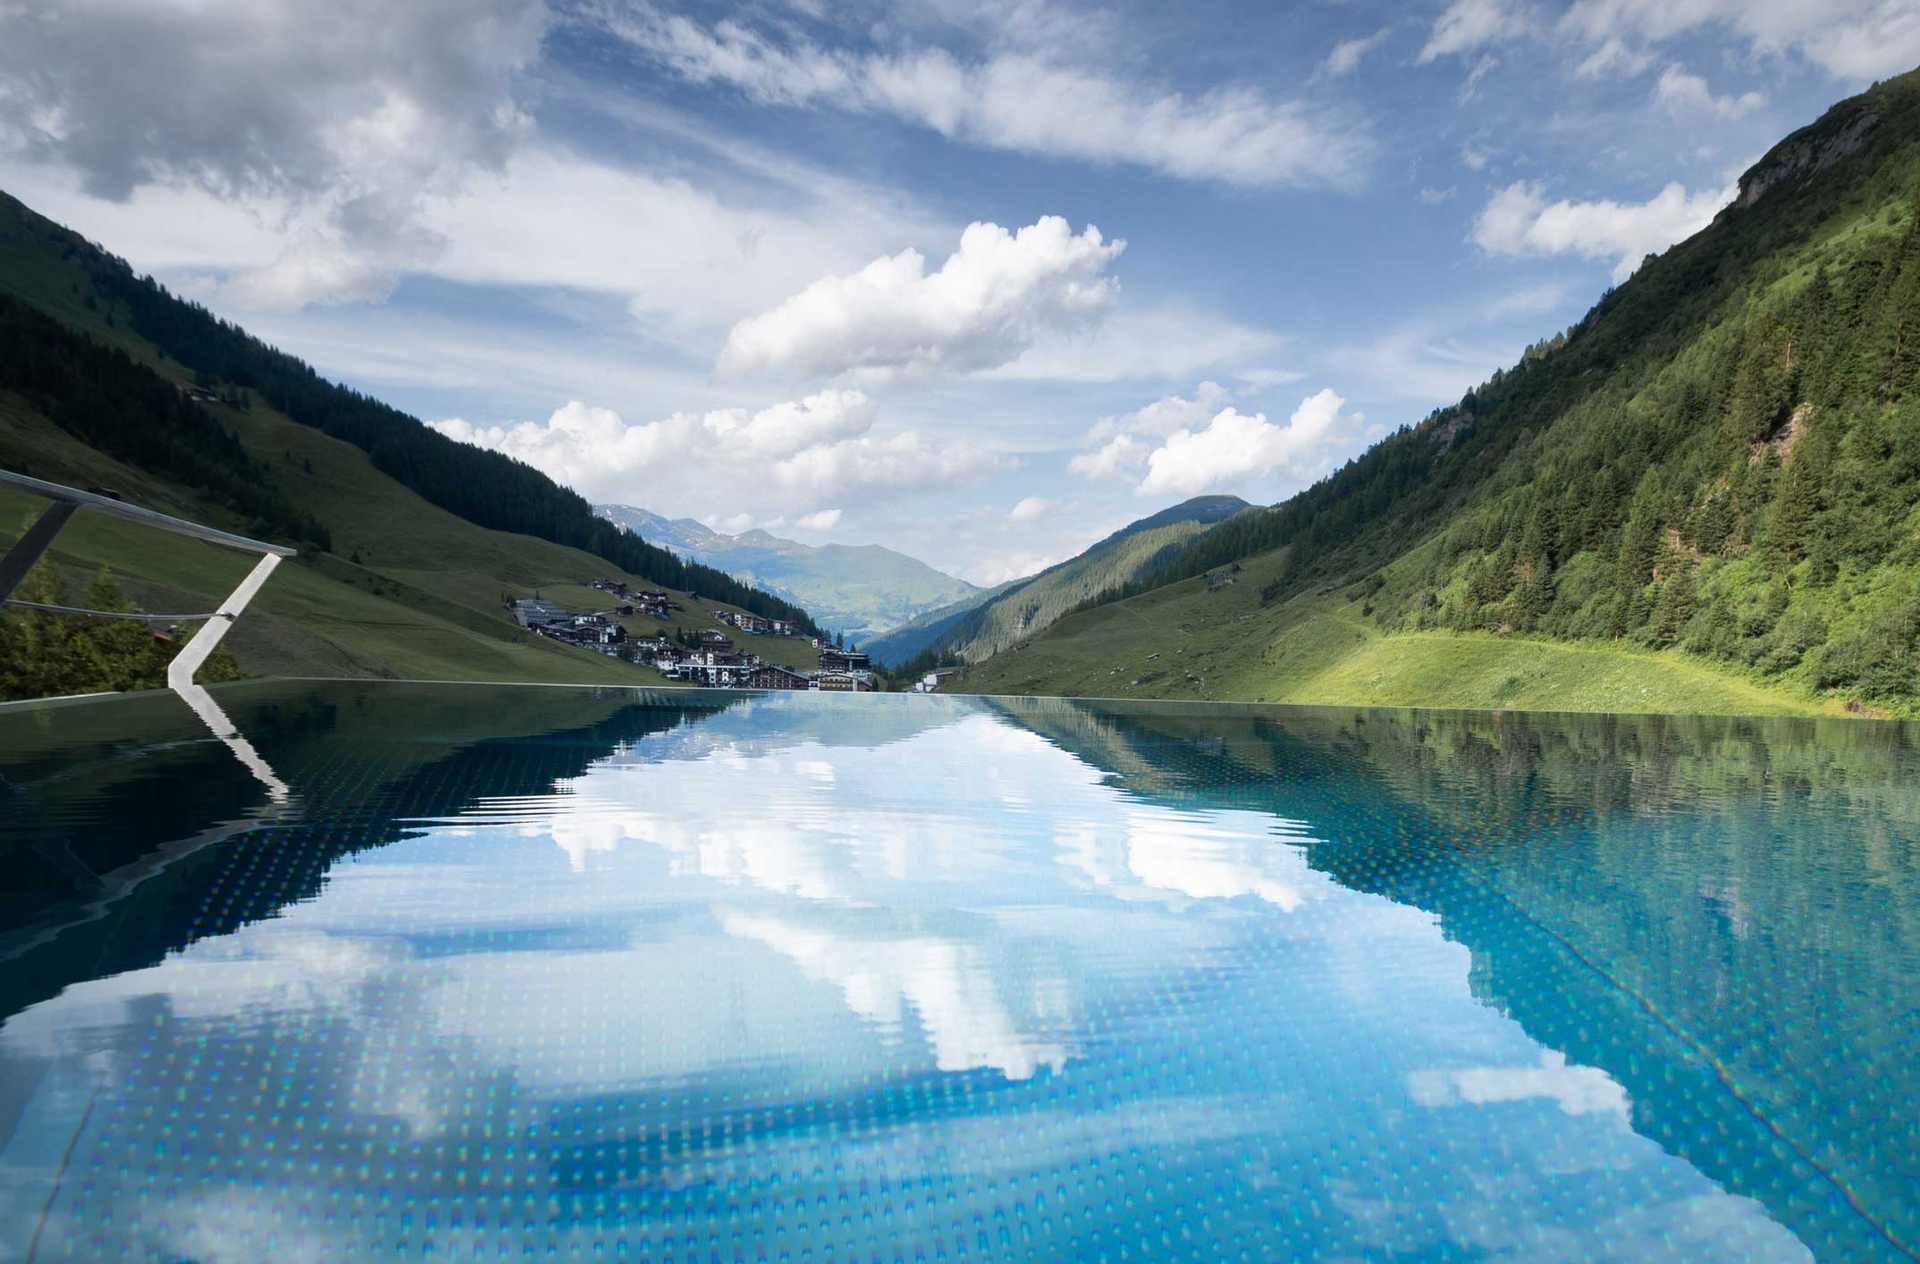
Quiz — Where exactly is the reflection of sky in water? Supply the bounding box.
[0,699,1822,1262]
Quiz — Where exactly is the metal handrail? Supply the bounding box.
[5,600,222,622]
[0,468,295,558]
[1,467,292,696]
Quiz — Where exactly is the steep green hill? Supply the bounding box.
[596,503,978,642]
[0,194,823,698]
[958,70,1920,717]
[866,495,1248,670]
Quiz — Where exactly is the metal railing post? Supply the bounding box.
[0,499,78,601]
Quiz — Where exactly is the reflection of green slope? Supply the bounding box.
[991,697,1920,1263]
[0,683,739,1023]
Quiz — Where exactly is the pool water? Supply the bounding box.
[1,682,1916,1263]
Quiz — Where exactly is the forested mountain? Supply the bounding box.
[960,69,1920,715]
[0,194,826,698]
[0,192,817,635]
[868,495,1247,670]
[596,503,977,641]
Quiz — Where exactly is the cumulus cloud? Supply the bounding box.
[1419,0,1531,62]
[1136,389,1359,498]
[718,216,1124,380]
[598,6,1369,189]
[1560,0,1920,82]
[793,508,842,531]
[1654,64,1764,119]
[1471,179,1736,282]
[1067,435,1148,481]
[1070,382,1240,482]
[431,389,1012,511]
[0,0,548,309]
[1086,381,1235,445]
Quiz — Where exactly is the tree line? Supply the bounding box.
[41,222,821,634]
[0,294,328,549]
[1077,78,1920,705]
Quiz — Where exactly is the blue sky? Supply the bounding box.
[3,0,1916,582]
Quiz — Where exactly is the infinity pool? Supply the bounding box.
[1,683,1915,1262]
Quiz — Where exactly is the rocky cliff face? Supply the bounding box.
[1735,106,1881,208]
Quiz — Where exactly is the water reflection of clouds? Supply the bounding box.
[1406,1050,1630,1116]
[0,698,1823,1263]
[1056,807,1322,911]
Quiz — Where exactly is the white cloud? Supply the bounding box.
[771,431,1017,500]
[1654,63,1764,119]
[1572,36,1655,79]
[1419,0,1531,63]
[1136,389,1359,498]
[1,128,942,340]
[1067,434,1148,481]
[718,216,1124,380]
[1560,0,1920,82]
[971,550,1062,586]
[601,6,1370,189]
[1461,144,1492,171]
[1420,185,1458,205]
[431,390,1013,512]
[1471,179,1736,282]
[0,0,548,309]
[793,508,842,531]
[1085,381,1235,444]
[1007,496,1058,521]
[1324,29,1392,76]
[1071,381,1243,482]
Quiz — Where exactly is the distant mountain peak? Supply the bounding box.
[595,504,978,641]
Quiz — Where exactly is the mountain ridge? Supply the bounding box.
[595,503,979,642]
[953,66,1920,716]
[865,494,1248,668]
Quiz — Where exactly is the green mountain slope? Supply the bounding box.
[869,495,1248,670]
[596,504,978,641]
[958,70,1920,717]
[0,190,817,636]
[857,579,1023,666]
[0,195,823,698]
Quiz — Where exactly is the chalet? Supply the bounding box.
[813,671,872,692]
[666,649,756,687]
[569,614,625,646]
[818,649,871,679]
[769,618,795,636]
[747,664,811,690]
[699,630,734,649]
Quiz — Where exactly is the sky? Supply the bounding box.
[3,0,1917,584]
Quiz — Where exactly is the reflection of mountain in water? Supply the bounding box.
[0,683,742,1023]
[992,697,1920,1264]
[4,688,1917,1262]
